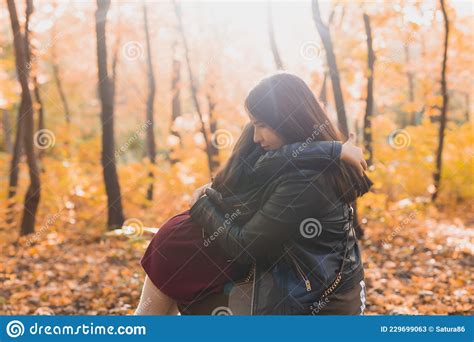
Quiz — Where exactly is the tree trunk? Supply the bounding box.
[432,0,450,202]
[173,0,214,177]
[143,2,156,201]
[267,2,284,70]
[7,0,41,236]
[363,13,374,167]
[318,5,336,108]
[312,0,364,236]
[95,0,125,229]
[51,63,70,124]
[206,83,220,173]
[169,39,182,165]
[111,8,121,99]
[24,0,33,68]
[319,72,328,107]
[6,104,22,227]
[51,26,71,125]
[418,39,428,123]
[25,0,46,162]
[33,77,45,145]
[404,43,416,126]
[2,109,13,154]
[464,92,470,123]
[312,0,349,138]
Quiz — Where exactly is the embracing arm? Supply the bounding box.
[190,173,334,264]
[254,141,342,172]
[257,134,366,176]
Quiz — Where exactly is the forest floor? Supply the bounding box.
[1,206,473,315]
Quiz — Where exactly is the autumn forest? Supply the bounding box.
[0,0,473,315]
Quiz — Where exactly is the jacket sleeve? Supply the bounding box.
[189,173,335,264]
[253,141,342,173]
[288,140,342,161]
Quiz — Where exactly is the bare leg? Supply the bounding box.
[135,276,179,315]
[167,301,180,315]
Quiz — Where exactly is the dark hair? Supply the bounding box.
[212,122,263,197]
[214,72,371,203]
[245,72,343,143]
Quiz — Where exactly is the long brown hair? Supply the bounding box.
[212,122,263,197]
[214,72,371,203]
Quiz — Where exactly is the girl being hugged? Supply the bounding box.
[136,72,372,315]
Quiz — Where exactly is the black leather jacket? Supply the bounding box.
[190,141,367,315]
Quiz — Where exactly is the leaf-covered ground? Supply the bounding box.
[1,206,472,315]
[362,208,473,315]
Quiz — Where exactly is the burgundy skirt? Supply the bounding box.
[140,210,248,305]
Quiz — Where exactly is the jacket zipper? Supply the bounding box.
[285,246,312,292]
[250,262,256,315]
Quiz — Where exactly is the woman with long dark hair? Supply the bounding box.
[136,72,371,315]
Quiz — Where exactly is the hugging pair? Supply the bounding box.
[136,72,372,315]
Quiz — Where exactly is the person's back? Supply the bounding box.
[257,168,365,315]
[190,147,371,315]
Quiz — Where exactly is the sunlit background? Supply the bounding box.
[0,0,472,315]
